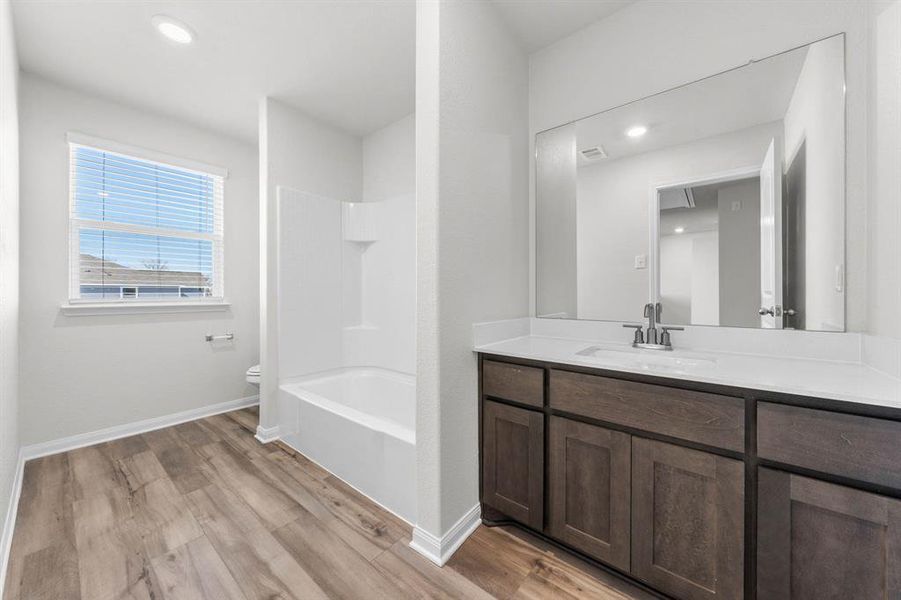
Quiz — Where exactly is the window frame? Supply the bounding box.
[66,133,228,309]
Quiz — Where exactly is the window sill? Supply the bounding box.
[60,301,231,317]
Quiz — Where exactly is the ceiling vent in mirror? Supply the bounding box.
[579,146,608,161]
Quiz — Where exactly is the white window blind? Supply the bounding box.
[68,140,225,303]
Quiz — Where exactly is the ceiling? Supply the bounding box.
[11,0,632,144]
[489,0,632,52]
[574,44,809,163]
[12,0,417,142]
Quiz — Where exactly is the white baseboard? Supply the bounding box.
[254,424,280,444]
[0,450,26,596]
[409,503,481,566]
[21,395,260,461]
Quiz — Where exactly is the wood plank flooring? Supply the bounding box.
[4,407,651,599]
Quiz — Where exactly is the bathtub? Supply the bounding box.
[278,367,416,523]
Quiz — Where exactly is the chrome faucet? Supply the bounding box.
[622,303,683,350]
[644,302,660,345]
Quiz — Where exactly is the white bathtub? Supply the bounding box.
[278,367,416,523]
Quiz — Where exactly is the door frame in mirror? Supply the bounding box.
[650,165,762,327]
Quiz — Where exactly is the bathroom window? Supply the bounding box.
[67,134,226,304]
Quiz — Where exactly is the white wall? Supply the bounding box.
[259,98,361,430]
[530,0,869,331]
[415,0,529,545]
[690,233,720,326]
[575,122,780,321]
[660,231,719,326]
[18,74,259,445]
[0,0,20,551]
[783,36,845,331]
[864,0,901,377]
[659,234,694,323]
[868,0,901,340]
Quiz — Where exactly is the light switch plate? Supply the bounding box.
[634,254,647,269]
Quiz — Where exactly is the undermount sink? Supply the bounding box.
[575,344,717,372]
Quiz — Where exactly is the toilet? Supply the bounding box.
[246,364,260,385]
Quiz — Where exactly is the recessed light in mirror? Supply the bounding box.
[674,226,685,234]
[626,125,648,138]
[152,15,194,44]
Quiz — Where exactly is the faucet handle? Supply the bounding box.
[623,323,644,345]
[659,326,683,349]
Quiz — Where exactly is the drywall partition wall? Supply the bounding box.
[576,121,780,321]
[865,0,901,377]
[0,0,20,555]
[783,36,845,331]
[258,98,362,432]
[357,114,416,374]
[414,0,529,562]
[18,74,259,445]
[530,0,869,331]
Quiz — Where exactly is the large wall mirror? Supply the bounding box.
[536,34,845,331]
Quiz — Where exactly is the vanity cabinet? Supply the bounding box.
[548,417,631,571]
[632,438,744,600]
[479,354,901,599]
[481,399,544,529]
[549,369,745,452]
[757,468,901,599]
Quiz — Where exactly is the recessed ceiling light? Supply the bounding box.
[152,15,194,44]
[674,226,685,234]
[626,125,648,138]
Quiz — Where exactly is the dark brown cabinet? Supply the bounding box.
[757,468,901,599]
[548,417,631,571]
[481,399,544,529]
[631,438,744,600]
[549,369,745,451]
[483,360,544,408]
[479,356,901,600]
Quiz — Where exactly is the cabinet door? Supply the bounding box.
[482,399,544,529]
[548,417,630,571]
[632,438,744,600]
[758,468,901,599]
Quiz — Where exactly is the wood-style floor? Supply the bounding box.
[4,407,651,599]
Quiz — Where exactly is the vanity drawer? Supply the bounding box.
[483,360,544,408]
[758,402,901,489]
[549,370,744,452]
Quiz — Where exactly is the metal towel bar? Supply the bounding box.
[205,333,234,342]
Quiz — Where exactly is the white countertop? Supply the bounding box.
[475,334,901,411]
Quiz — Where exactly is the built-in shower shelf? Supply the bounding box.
[343,202,380,243]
